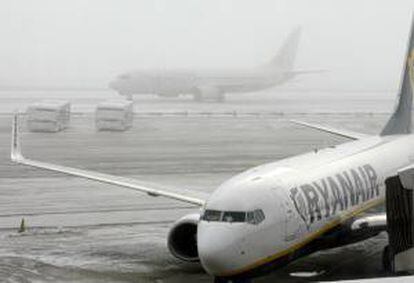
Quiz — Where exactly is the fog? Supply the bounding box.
[1,0,414,91]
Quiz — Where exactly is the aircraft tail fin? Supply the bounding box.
[265,27,301,71]
[381,18,414,136]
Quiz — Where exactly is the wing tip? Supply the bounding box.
[11,112,24,162]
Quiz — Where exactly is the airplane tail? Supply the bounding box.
[265,27,301,71]
[381,19,414,136]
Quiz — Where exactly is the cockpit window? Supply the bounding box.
[201,209,265,224]
[201,209,222,222]
[247,209,266,225]
[223,211,246,223]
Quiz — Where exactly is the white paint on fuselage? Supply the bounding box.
[198,134,414,276]
[109,67,289,97]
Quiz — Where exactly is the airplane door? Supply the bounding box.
[282,193,301,242]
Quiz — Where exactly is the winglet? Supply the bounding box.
[11,112,23,162]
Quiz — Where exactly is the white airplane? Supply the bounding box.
[108,28,320,102]
[10,21,414,283]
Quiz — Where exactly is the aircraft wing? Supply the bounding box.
[10,114,207,206]
[289,120,371,140]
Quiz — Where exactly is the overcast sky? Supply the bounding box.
[1,0,414,90]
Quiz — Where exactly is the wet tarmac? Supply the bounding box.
[0,99,401,282]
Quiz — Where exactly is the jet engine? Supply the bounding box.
[167,213,200,262]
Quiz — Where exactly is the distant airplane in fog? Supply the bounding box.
[109,28,321,102]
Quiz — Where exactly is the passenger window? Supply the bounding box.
[223,211,246,223]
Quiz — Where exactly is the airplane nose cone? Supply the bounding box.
[197,223,242,276]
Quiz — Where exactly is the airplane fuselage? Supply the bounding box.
[109,67,291,100]
[108,28,302,102]
[198,134,414,278]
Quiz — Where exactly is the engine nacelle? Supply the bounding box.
[167,213,200,262]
